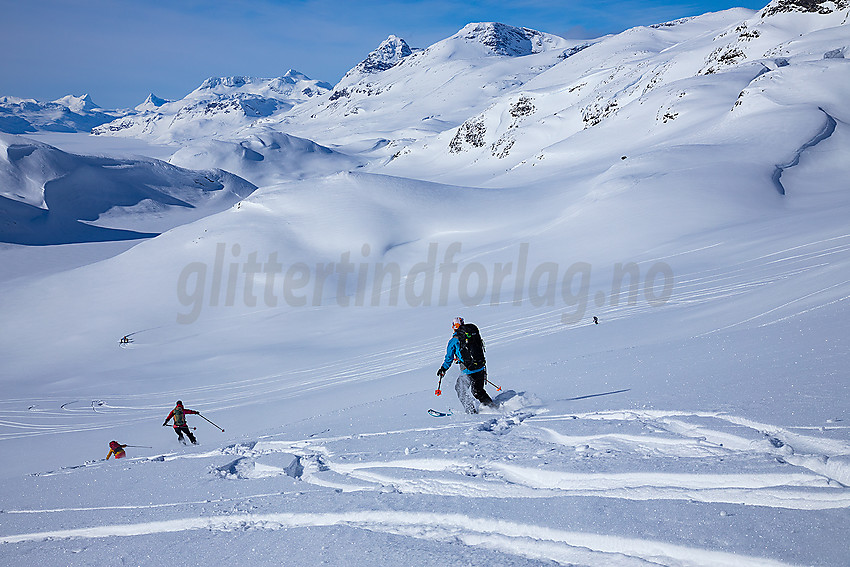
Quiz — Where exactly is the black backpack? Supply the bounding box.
[456,323,486,372]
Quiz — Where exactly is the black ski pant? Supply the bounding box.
[173,425,197,444]
[469,369,493,406]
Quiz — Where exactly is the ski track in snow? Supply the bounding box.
[0,510,800,567]
[4,403,846,564]
[1,236,848,566]
[2,234,848,442]
[3,377,848,567]
[222,407,849,510]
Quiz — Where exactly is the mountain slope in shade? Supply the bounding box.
[0,133,256,245]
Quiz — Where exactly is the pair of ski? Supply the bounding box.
[427,408,453,417]
[428,404,501,417]
[430,373,501,417]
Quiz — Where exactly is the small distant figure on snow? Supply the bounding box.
[593,316,599,324]
[436,317,494,414]
[119,335,132,345]
[163,400,198,444]
[106,441,127,460]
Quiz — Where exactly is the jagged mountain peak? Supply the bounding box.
[52,93,99,112]
[135,93,169,112]
[191,72,330,97]
[455,22,549,56]
[196,76,262,91]
[349,35,414,76]
[281,69,314,83]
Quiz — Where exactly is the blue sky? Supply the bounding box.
[1,0,768,109]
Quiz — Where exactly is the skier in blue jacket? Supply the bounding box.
[437,317,493,413]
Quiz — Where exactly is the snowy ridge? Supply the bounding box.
[379,6,850,187]
[92,70,331,143]
[0,94,128,134]
[283,23,575,148]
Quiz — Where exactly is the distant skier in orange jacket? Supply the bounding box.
[106,441,127,460]
[162,400,198,444]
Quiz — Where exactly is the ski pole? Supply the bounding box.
[124,445,152,448]
[198,413,225,432]
[486,378,502,391]
[435,375,443,396]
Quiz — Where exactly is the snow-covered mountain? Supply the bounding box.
[0,94,129,134]
[1,1,850,565]
[343,34,416,77]
[375,3,850,187]
[281,23,579,149]
[134,93,170,113]
[91,70,331,143]
[0,133,255,244]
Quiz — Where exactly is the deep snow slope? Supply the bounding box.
[1,1,850,565]
[0,157,848,565]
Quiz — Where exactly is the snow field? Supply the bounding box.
[2,381,848,565]
[2,3,850,564]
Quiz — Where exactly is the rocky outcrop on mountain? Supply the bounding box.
[351,35,414,75]
[460,22,551,56]
[761,0,849,17]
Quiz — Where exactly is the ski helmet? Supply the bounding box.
[452,317,464,330]
[176,400,183,406]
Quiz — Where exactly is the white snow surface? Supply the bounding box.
[1,2,850,565]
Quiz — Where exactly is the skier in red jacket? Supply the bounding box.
[162,400,198,444]
[106,440,127,459]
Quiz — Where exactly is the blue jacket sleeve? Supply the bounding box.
[442,336,459,369]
